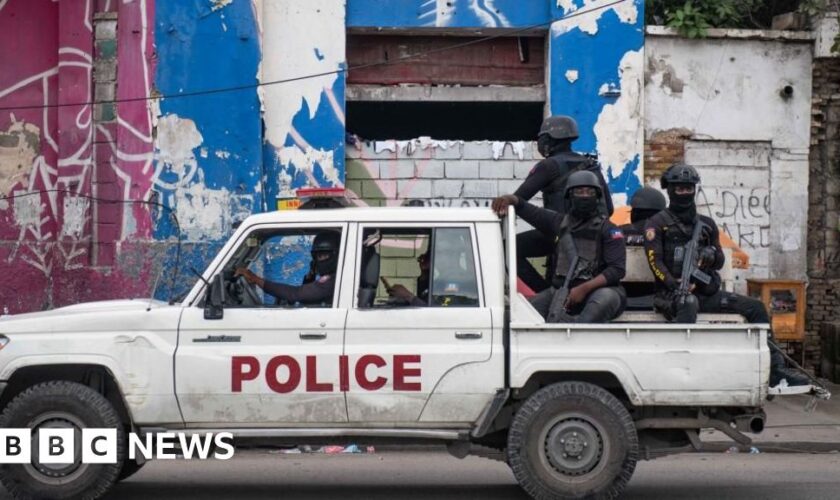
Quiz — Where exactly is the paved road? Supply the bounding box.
[101,450,840,500]
[3,450,839,499]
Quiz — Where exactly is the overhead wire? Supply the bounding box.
[0,0,630,300]
[0,0,628,112]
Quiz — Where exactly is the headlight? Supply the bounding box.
[0,335,8,350]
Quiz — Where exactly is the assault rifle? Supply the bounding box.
[546,230,579,323]
[676,220,712,298]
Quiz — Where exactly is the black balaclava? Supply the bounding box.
[312,250,338,276]
[667,183,697,223]
[631,208,660,224]
[537,136,572,158]
[569,194,599,220]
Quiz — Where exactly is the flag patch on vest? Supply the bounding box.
[609,228,624,240]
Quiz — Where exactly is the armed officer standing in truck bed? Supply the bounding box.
[493,171,626,323]
[644,163,809,387]
[512,115,613,293]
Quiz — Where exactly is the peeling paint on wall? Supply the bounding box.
[0,119,39,197]
[594,48,643,206]
[552,0,638,36]
[154,114,202,188]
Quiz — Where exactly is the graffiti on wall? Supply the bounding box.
[0,0,157,297]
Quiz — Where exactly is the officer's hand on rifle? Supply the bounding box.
[566,285,588,308]
[697,247,716,269]
[491,194,518,216]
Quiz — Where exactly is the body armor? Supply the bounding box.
[542,153,598,212]
[552,215,605,287]
[660,211,721,295]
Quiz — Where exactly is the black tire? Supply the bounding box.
[0,381,125,500]
[507,382,638,500]
[117,458,145,482]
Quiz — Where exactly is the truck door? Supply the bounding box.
[344,224,495,423]
[175,223,351,425]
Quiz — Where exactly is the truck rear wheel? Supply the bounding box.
[507,381,638,500]
[0,381,125,500]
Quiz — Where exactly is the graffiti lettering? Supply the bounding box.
[406,199,491,208]
[696,187,770,253]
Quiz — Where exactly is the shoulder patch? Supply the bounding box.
[609,228,624,240]
[645,228,656,241]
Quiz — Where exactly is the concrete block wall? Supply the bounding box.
[346,139,541,212]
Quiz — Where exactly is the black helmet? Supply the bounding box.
[311,231,341,275]
[660,163,700,189]
[312,231,340,253]
[539,115,579,140]
[564,170,602,198]
[629,186,666,211]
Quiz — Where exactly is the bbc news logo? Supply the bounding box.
[0,430,234,463]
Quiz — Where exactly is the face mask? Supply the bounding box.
[570,196,599,219]
[313,252,337,276]
[667,186,697,222]
[537,135,553,158]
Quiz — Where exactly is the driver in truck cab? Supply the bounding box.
[234,230,340,306]
[493,170,627,323]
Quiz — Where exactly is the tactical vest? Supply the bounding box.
[660,210,721,295]
[553,215,605,286]
[541,152,595,212]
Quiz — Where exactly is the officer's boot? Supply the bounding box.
[673,294,699,323]
[768,346,810,387]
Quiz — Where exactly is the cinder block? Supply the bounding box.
[361,179,396,199]
[360,142,399,160]
[396,258,421,277]
[497,179,521,195]
[345,180,362,198]
[462,180,498,198]
[398,179,432,199]
[94,83,115,102]
[432,142,462,159]
[415,160,444,178]
[433,180,464,198]
[479,160,514,179]
[445,160,479,179]
[346,159,376,180]
[379,159,415,179]
[515,161,537,178]
[461,141,493,159]
[93,60,116,82]
[381,245,415,258]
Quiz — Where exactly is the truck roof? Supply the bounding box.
[243,206,501,225]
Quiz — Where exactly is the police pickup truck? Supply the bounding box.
[0,206,820,499]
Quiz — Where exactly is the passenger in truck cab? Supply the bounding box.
[493,171,627,323]
[384,250,431,306]
[235,230,340,306]
[644,163,810,387]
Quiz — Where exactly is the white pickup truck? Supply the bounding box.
[0,206,807,499]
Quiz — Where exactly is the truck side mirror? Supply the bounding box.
[204,275,224,320]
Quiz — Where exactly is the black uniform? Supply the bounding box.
[643,209,726,320]
[514,198,626,323]
[263,275,335,306]
[514,152,613,293]
[620,219,657,309]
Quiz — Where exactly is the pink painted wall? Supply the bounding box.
[0,0,157,313]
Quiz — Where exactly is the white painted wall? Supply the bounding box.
[645,31,813,286]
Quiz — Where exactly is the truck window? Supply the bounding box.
[430,228,479,307]
[356,227,479,308]
[222,227,343,308]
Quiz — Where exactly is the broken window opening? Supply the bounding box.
[346,101,543,141]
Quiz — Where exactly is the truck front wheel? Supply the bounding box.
[507,381,638,500]
[0,381,125,500]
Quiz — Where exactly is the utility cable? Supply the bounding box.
[0,189,183,305]
[0,0,629,112]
